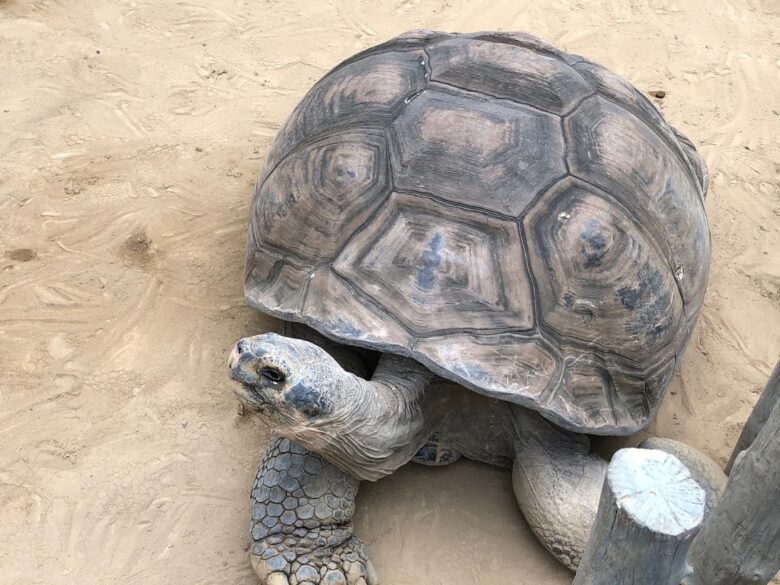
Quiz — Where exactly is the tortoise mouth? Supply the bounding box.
[232,380,275,416]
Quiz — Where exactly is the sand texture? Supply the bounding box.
[0,1,778,584]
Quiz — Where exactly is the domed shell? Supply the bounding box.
[244,30,710,435]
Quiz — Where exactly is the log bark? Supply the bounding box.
[572,448,705,585]
[686,393,780,585]
[726,361,780,474]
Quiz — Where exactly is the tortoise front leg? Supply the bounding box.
[250,433,378,585]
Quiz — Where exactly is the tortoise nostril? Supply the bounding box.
[236,340,247,355]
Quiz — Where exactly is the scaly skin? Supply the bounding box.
[509,405,607,572]
[250,433,378,585]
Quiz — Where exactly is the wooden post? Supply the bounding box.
[573,448,705,585]
[726,361,780,474]
[685,390,780,585]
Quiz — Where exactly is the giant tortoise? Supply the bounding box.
[227,30,718,584]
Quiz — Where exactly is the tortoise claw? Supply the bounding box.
[266,574,290,585]
[251,535,378,585]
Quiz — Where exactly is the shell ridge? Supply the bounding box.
[327,134,396,268]
[561,127,689,316]
[584,86,704,200]
[328,269,416,341]
[391,187,518,221]
[427,79,567,118]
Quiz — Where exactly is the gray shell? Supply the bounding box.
[244,30,711,435]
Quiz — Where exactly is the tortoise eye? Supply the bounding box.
[260,367,285,384]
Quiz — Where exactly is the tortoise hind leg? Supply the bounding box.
[412,432,462,466]
[416,381,516,469]
[509,405,606,572]
[509,406,731,573]
[250,433,378,585]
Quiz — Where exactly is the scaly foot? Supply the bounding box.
[250,434,378,585]
[412,432,461,466]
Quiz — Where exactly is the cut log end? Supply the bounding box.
[574,448,706,585]
[609,448,706,537]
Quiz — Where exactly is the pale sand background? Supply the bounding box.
[1,1,778,584]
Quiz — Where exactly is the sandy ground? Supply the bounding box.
[1,1,778,584]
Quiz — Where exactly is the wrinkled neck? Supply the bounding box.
[369,353,433,415]
[325,354,432,481]
[276,352,434,482]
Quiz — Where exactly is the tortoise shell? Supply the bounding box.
[244,30,710,435]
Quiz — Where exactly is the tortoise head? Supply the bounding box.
[228,333,356,439]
